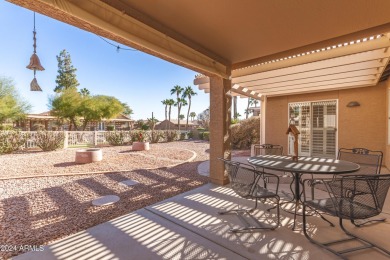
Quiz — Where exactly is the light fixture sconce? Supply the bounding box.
[347,101,360,107]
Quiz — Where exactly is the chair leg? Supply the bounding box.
[302,203,345,259]
[303,209,390,259]
[339,218,390,256]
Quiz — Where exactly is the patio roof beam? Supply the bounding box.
[232,35,390,78]
[232,23,390,70]
[260,80,374,96]
[7,0,230,79]
[237,63,387,88]
[248,74,378,92]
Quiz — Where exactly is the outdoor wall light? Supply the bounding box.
[346,101,360,107]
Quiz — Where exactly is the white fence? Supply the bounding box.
[7,130,186,149]
[22,131,112,149]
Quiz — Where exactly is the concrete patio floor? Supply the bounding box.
[14,179,390,260]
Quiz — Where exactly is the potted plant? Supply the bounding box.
[132,131,150,151]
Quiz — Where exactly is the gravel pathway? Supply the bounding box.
[0,141,210,259]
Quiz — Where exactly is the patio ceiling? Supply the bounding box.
[194,34,390,98]
[6,0,390,80]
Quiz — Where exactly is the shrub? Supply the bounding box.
[106,125,115,131]
[0,131,28,154]
[165,130,179,142]
[150,131,164,143]
[106,131,129,146]
[0,125,13,130]
[187,131,193,139]
[203,131,210,141]
[199,132,204,140]
[35,131,65,151]
[230,116,260,149]
[131,130,147,142]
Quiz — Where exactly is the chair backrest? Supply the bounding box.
[325,174,390,219]
[254,144,283,156]
[218,158,240,182]
[337,148,383,174]
[218,158,258,198]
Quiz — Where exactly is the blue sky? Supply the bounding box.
[0,1,248,120]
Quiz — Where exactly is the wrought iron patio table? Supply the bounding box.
[248,155,360,230]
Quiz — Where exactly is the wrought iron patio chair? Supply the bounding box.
[218,158,280,232]
[338,148,383,175]
[302,174,390,259]
[252,144,287,185]
[311,147,385,226]
[253,144,283,156]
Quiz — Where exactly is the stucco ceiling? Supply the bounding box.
[106,0,390,66]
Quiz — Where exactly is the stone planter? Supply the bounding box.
[75,148,103,164]
[132,141,150,151]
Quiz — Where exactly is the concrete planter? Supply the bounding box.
[132,141,150,151]
[75,148,103,164]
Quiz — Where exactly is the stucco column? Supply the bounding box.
[209,76,232,185]
[260,95,267,144]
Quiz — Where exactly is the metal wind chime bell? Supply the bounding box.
[26,12,44,91]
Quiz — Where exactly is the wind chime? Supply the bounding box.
[26,12,44,91]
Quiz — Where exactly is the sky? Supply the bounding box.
[0,1,248,121]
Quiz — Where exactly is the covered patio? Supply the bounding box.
[6,0,390,259]
[14,181,390,260]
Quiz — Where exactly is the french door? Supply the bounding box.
[288,100,337,158]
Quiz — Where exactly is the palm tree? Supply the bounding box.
[161,99,168,120]
[174,98,187,130]
[244,109,251,118]
[166,99,175,130]
[253,99,259,107]
[190,112,196,121]
[246,98,254,119]
[183,86,197,130]
[171,85,184,130]
[179,114,185,120]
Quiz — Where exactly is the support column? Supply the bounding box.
[260,95,267,144]
[209,76,231,185]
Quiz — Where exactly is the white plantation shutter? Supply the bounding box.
[288,100,337,158]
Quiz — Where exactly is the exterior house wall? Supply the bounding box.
[265,82,387,166]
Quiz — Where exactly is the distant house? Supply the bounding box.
[248,107,260,117]
[15,111,134,131]
[154,120,199,130]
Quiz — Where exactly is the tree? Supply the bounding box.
[147,117,159,130]
[49,88,82,130]
[78,95,124,130]
[174,98,187,131]
[198,107,210,129]
[166,99,175,130]
[246,98,254,119]
[0,77,31,124]
[161,99,169,120]
[136,120,149,130]
[54,49,80,93]
[179,114,185,120]
[121,102,133,117]
[253,98,259,107]
[183,86,197,130]
[190,112,196,121]
[79,88,90,97]
[244,108,252,118]
[170,85,184,130]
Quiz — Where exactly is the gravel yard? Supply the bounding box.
[0,141,210,259]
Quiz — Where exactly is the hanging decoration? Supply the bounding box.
[26,12,45,91]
